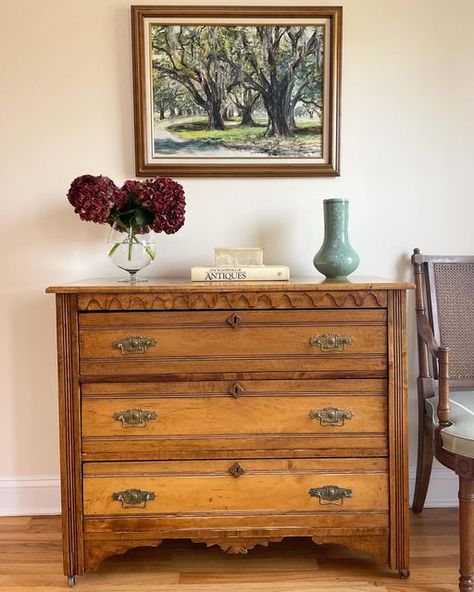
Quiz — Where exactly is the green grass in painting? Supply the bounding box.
[168,118,321,144]
[162,116,322,157]
[167,118,265,142]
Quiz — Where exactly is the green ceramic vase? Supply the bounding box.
[313,199,360,280]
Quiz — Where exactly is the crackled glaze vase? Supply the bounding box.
[313,198,360,280]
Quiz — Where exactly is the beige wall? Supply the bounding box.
[1,0,473,511]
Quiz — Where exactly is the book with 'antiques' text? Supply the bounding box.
[191,265,290,282]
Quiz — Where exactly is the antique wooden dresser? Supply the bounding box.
[46,278,412,586]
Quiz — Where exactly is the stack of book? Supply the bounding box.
[191,248,290,282]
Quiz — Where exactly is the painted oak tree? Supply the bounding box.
[152,26,235,130]
[290,51,324,127]
[152,24,324,136]
[153,76,183,120]
[240,26,324,137]
[229,88,260,127]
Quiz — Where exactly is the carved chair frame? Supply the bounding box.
[412,248,474,592]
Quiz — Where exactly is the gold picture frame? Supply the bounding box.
[132,5,342,177]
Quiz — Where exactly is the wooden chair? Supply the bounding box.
[412,249,474,592]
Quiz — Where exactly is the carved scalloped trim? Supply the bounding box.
[78,290,387,311]
[84,534,387,571]
[85,538,163,572]
[311,535,388,566]
[191,537,284,554]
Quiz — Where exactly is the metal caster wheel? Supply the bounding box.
[399,569,410,579]
[67,575,76,588]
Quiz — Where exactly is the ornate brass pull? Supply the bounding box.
[112,336,156,355]
[228,382,245,398]
[112,488,156,509]
[309,485,352,505]
[113,408,157,428]
[309,333,353,352]
[310,407,353,427]
[229,462,246,478]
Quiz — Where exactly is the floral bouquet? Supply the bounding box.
[67,175,185,281]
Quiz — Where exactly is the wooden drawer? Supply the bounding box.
[79,309,387,377]
[81,379,388,458]
[83,458,388,517]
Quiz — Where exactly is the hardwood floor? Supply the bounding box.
[0,509,460,591]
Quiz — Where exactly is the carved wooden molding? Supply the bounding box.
[85,534,387,571]
[78,290,387,311]
[455,456,474,479]
[311,535,388,566]
[85,539,163,572]
[191,537,283,554]
[56,294,83,577]
[387,290,409,573]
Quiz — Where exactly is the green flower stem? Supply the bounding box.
[130,233,155,261]
[145,246,156,260]
[108,242,121,258]
[110,217,129,231]
[107,222,155,262]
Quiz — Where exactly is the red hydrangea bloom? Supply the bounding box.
[68,175,185,235]
[121,180,143,199]
[149,177,185,235]
[121,177,186,235]
[122,179,157,214]
[67,175,126,224]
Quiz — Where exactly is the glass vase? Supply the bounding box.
[313,199,360,280]
[106,223,156,283]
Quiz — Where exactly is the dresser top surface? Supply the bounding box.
[46,276,414,293]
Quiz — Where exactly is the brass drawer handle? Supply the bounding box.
[228,382,245,398]
[309,485,352,506]
[310,407,353,427]
[112,336,156,355]
[112,488,156,509]
[309,333,353,352]
[113,408,158,428]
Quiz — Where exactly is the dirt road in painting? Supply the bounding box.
[153,119,269,157]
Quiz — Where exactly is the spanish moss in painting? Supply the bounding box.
[151,25,324,159]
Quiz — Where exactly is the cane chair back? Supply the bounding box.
[415,254,474,387]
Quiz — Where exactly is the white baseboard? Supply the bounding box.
[0,476,61,516]
[0,467,459,516]
[409,466,458,508]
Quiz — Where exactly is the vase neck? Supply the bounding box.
[323,200,349,241]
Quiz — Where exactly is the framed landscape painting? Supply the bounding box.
[131,5,342,177]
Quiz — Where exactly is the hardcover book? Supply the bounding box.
[191,265,290,282]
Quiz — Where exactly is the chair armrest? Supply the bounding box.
[412,250,451,427]
[415,312,451,426]
[416,312,441,356]
[437,346,451,427]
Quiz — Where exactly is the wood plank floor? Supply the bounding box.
[0,509,460,591]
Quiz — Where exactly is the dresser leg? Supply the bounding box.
[67,575,76,588]
[399,570,410,579]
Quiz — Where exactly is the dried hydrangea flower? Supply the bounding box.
[67,175,126,224]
